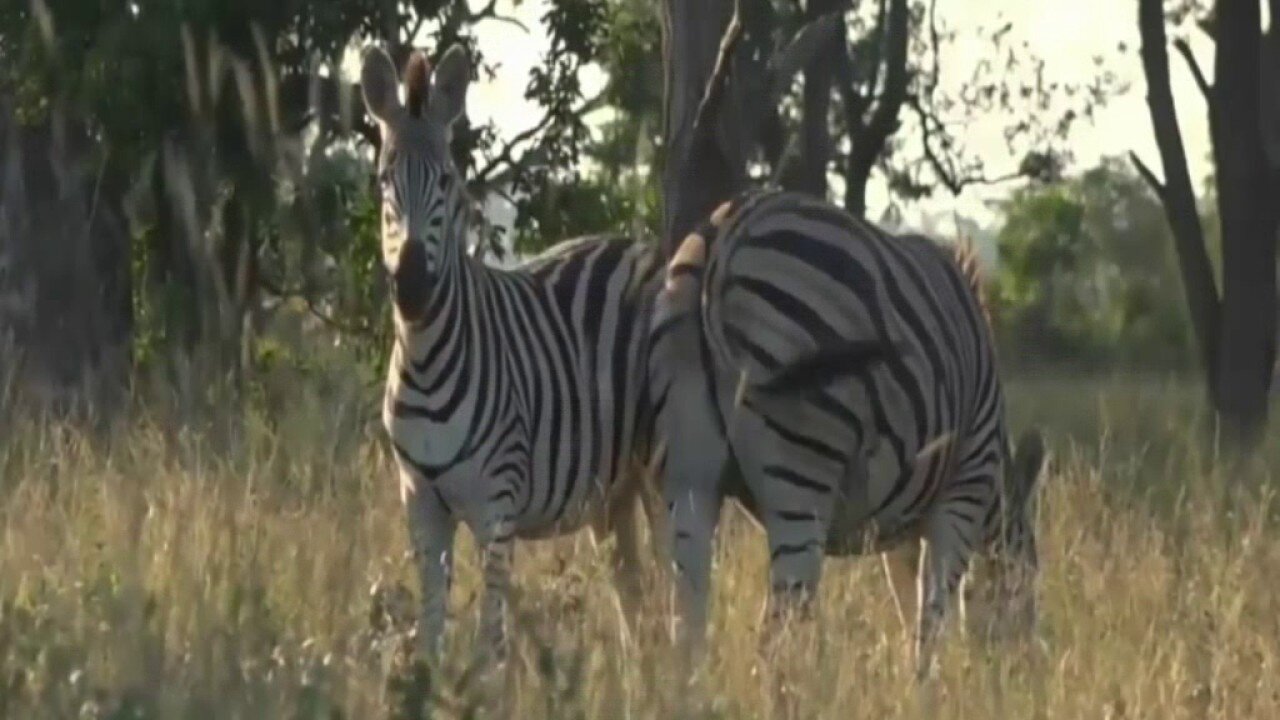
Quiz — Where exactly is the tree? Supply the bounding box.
[618,0,1121,255]
[995,158,1197,367]
[1132,0,1279,447]
[0,0,608,415]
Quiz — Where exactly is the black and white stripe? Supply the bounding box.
[650,189,1045,677]
[363,45,662,662]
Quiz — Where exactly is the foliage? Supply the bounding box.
[512,172,660,254]
[994,158,1197,368]
[0,0,628,399]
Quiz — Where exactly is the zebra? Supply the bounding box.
[360,45,663,664]
[648,189,1047,678]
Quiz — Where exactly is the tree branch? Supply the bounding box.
[767,10,844,105]
[907,96,1023,194]
[1173,39,1212,105]
[1128,150,1168,202]
[865,0,889,104]
[465,0,530,32]
[690,7,744,145]
[469,89,607,195]
[258,277,378,339]
[1136,0,1220,379]
[844,0,908,214]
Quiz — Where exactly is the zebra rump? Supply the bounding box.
[651,187,1045,678]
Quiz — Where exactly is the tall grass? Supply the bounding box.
[1,370,1278,718]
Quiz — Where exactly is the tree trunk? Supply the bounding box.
[1135,0,1278,449]
[660,0,744,255]
[1210,0,1277,446]
[842,0,909,217]
[0,99,132,419]
[790,0,840,198]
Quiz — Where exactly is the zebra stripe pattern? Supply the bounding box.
[362,46,662,663]
[649,189,1045,677]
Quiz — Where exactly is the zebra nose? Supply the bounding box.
[393,240,432,322]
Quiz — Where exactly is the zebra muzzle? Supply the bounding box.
[393,240,433,322]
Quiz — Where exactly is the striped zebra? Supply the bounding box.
[361,45,663,663]
[648,189,1046,678]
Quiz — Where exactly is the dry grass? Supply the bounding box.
[2,370,1278,719]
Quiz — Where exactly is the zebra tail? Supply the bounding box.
[1006,428,1047,511]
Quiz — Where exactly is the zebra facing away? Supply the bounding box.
[360,45,663,664]
[648,189,1047,678]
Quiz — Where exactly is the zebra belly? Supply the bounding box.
[511,469,615,539]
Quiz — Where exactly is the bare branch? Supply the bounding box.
[860,0,909,150]
[844,0,909,214]
[834,38,868,143]
[690,7,744,143]
[865,0,889,103]
[468,89,607,195]
[768,11,844,104]
[1128,150,1168,201]
[1173,38,1213,105]
[403,14,427,48]
[907,96,1023,195]
[258,278,378,339]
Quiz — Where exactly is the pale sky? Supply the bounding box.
[442,1,1218,241]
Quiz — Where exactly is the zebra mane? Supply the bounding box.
[950,236,992,332]
[404,51,431,118]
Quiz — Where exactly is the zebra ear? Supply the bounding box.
[361,47,403,124]
[428,45,470,128]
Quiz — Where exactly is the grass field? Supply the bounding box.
[2,369,1278,719]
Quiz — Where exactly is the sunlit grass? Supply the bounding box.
[1,371,1278,718]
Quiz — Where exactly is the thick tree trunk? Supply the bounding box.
[1135,0,1277,448]
[1210,0,1277,445]
[660,0,744,255]
[0,99,132,418]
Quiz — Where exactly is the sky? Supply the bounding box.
[440,1,1218,245]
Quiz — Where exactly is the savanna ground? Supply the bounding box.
[2,356,1279,719]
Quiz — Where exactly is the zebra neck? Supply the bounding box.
[395,251,488,378]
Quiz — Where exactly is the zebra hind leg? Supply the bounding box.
[915,497,986,682]
[665,480,724,670]
[759,507,827,655]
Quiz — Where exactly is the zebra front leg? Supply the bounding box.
[605,487,647,636]
[403,472,457,664]
[476,512,516,670]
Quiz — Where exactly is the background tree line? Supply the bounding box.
[0,0,1275,446]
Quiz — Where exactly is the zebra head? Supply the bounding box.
[361,45,471,322]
